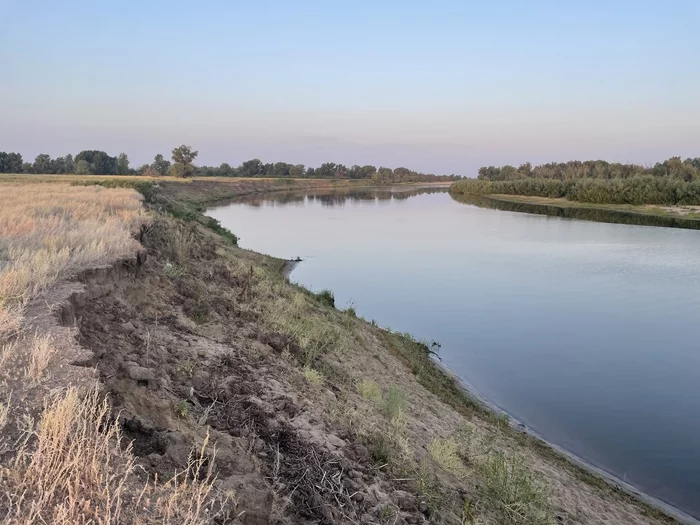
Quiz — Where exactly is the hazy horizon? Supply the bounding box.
[1,1,699,176]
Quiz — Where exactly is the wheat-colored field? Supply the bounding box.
[0,183,146,341]
[0,182,226,524]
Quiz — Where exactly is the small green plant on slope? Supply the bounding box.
[264,288,346,365]
[313,289,335,308]
[174,400,189,419]
[477,451,552,525]
[381,386,406,420]
[302,365,324,386]
[356,379,381,403]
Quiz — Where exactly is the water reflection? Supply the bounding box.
[227,185,449,208]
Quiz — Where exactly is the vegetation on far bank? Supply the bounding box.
[452,157,700,206]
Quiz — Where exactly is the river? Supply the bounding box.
[208,185,700,519]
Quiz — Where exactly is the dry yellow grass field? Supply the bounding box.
[0,183,146,341]
[0,182,228,524]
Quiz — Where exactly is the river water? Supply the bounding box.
[208,186,700,519]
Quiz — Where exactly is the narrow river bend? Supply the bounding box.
[208,186,700,519]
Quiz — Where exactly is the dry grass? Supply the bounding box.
[0,182,227,524]
[1,387,135,524]
[0,394,9,432]
[0,387,229,525]
[428,437,466,477]
[0,341,13,370]
[356,379,382,402]
[24,333,55,382]
[0,183,147,342]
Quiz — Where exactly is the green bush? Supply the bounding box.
[313,289,335,308]
[451,176,700,206]
[478,452,552,525]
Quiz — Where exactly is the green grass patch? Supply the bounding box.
[313,289,335,308]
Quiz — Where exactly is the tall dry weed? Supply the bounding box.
[0,388,229,525]
[1,387,134,524]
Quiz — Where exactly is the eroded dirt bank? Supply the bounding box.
[23,178,686,524]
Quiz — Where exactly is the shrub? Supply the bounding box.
[381,386,406,420]
[478,452,552,525]
[313,289,335,308]
[356,379,381,402]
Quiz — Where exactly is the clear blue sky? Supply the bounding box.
[1,0,698,175]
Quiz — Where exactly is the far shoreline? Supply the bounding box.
[450,192,700,231]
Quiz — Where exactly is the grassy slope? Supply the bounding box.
[152,178,680,524]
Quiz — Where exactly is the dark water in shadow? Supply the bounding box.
[209,186,700,519]
[454,194,700,230]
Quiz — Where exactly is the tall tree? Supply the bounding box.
[65,153,74,174]
[239,158,264,177]
[75,150,117,175]
[171,145,198,177]
[219,163,234,176]
[75,159,91,174]
[32,154,53,174]
[151,153,170,176]
[0,152,23,173]
[116,153,130,175]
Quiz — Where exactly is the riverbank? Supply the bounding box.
[449,191,700,230]
[0,176,691,524]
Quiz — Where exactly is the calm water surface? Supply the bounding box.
[208,187,700,519]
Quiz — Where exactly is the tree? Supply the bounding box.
[273,162,291,177]
[116,153,130,175]
[361,165,377,178]
[140,165,159,177]
[151,154,170,176]
[289,164,305,178]
[239,159,264,177]
[52,156,67,174]
[65,154,74,174]
[518,162,532,178]
[167,163,186,178]
[171,145,198,177]
[75,150,117,175]
[75,159,91,174]
[32,154,53,174]
[0,152,23,173]
[218,163,234,176]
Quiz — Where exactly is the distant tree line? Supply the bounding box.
[477,157,700,182]
[191,159,459,183]
[452,156,700,206]
[0,146,460,183]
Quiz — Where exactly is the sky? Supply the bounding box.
[1,0,699,176]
